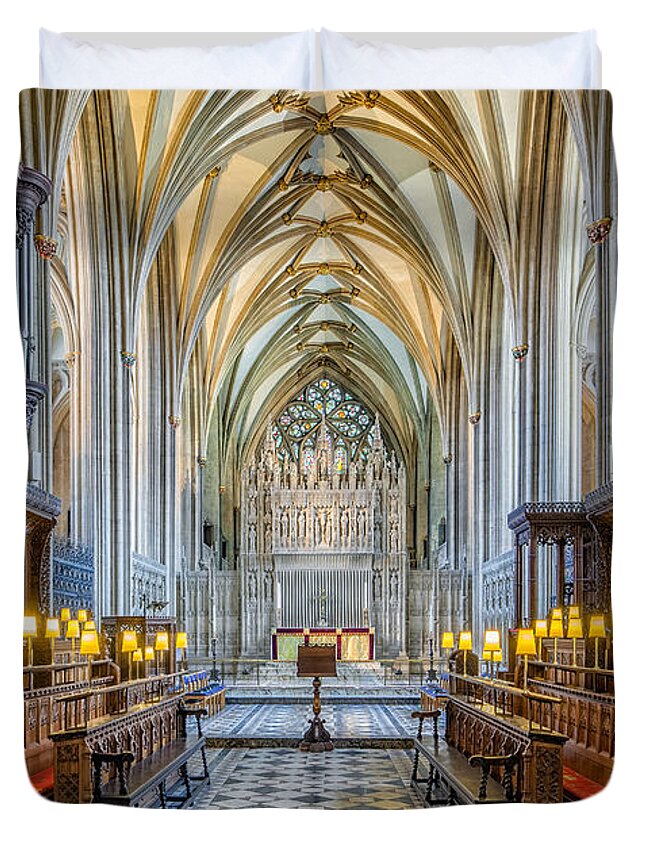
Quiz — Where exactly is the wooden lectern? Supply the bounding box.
[297,645,337,752]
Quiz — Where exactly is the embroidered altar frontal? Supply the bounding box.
[272,628,375,661]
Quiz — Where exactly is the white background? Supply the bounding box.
[1,2,640,849]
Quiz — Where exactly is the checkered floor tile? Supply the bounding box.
[202,702,419,739]
[192,747,425,810]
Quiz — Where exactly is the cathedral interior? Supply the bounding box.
[18,88,616,812]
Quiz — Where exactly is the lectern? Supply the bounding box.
[297,645,336,752]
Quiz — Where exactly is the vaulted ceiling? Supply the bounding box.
[57,88,589,470]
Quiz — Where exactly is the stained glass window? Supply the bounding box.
[272,377,382,467]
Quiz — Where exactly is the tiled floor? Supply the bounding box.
[202,702,419,739]
[192,746,425,810]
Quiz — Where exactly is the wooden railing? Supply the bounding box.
[24,671,184,775]
[444,690,568,803]
[528,677,614,785]
[50,694,182,803]
[528,660,614,695]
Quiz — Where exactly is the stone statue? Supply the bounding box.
[298,509,306,543]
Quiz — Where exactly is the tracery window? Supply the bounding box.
[272,377,379,468]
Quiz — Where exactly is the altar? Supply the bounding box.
[272,627,375,661]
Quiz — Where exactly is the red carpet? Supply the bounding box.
[562,765,604,800]
[29,767,54,795]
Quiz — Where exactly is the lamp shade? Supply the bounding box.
[568,605,580,619]
[483,630,501,652]
[493,650,503,663]
[588,614,607,638]
[144,645,155,661]
[154,631,169,651]
[85,620,97,632]
[516,629,537,657]
[175,632,188,650]
[549,618,564,639]
[534,619,548,638]
[482,649,491,660]
[60,608,71,622]
[132,649,143,663]
[45,618,60,639]
[567,617,584,640]
[121,630,138,653]
[80,630,100,656]
[458,631,472,651]
[441,631,454,649]
[23,616,37,638]
[77,609,88,624]
[550,607,563,621]
[65,619,80,640]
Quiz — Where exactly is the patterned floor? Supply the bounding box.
[202,702,419,739]
[192,746,425,810]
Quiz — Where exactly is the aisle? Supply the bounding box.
[193,746,424,810]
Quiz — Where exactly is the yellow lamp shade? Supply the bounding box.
[567,617,584,640]
[458,631,472,651]
[549,618,564,639]
[132,649,143,663]
[66,619,80,640]
[85,620,97,632]
[23,616,37,638]
[80,630,100,656]
[550,608,563,621]
[534,619,548,638]
[154,631,169,651]
[493,650,503,663]
[45,618,60,639]
[516,629,537,657]
[441,632,454,649]
[483,630,501,652]
[60,608,71,622]
[482,650,491,661]
[144,645,155,661]
[77,609,88,624]
[568,605,580,619]
[121,630,138,653]
[588,615,607,638]
[175,632,188,650]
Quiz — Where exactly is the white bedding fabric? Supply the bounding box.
[39,30,602,92]
[39,29,317,90]
[320,30,601,89]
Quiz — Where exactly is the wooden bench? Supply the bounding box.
[182,671,226,716]
[410,710,521,806]
[91,706,210,808]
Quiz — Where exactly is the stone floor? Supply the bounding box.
[171,701,429,810]
[202,702,419,740]
[192,746,425,810]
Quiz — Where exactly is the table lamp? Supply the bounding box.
[155,631,169,676]
[516,628,536,689]
[176,631,188,671]
[121,630,138,681]
[23,615,37,666]
[45,617,60,663]
[66,618,80,659]
[566,616,584,666]
[568,605,580,620]
[60,607,71,623]
[492,648,503,676]
[458,631,472,676]
[549,612,564,663]
[441,631,454,674]
[84,620,96,632]
[132,647,143,679]
[534,619,548,661]
[483,630,501,679]
[588,614,606,669]
[77,609,88,626]
[80,628,100,683]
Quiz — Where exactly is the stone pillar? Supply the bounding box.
[527,536,539,622]
[514,539,524,627]
[556,539,566,608]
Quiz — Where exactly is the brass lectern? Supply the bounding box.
[297,645,337,752]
